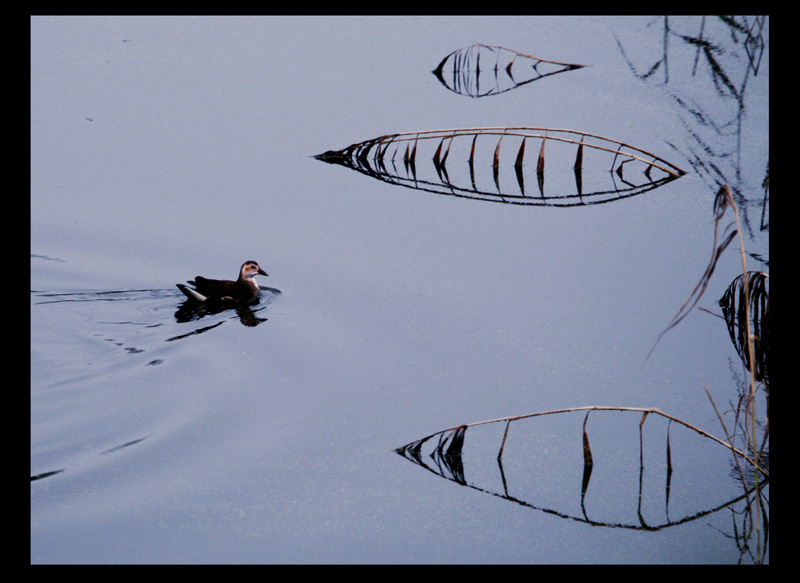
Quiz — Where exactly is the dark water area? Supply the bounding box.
[31,16,768,564]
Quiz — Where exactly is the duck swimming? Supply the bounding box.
[177,260,268,305]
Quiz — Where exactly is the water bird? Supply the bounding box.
[177,260,268,305]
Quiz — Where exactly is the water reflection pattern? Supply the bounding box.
[396,408,768,534]
[174,290,279,330]
[317,127,685,206]
[32,285,281,362]
[30,281,281,484]
[432,43,584,98]
[616,15,769,241]
[380,16,768,563]
[719,271,769,387]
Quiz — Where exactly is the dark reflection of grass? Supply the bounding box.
[30,469,65,482]
[431,44,585,98]
[397,425,766,532]
[395,184,768,561]
[316,126,685,206]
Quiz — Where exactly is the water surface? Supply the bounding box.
[31,15,769,564]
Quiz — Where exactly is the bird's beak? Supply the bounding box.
[258,267,268,276]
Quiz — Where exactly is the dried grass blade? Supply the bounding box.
[506,54,516,73]
[666,420,673,476]
[441,134,454,165]
[433,138,444,169]
[396,405,763,476]
[648,185,738,360]
[515,163,525,196]
[469,134,478,165]
[582,411,593,467]
[638,411,649,467]
[515,137,526,168]
[537,135,546,173]
[497,420,511,461]
[574,137,584,171]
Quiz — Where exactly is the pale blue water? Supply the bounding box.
[31,15,768,564]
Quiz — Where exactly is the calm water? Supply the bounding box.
[31,16,768,564]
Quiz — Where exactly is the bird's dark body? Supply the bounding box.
[177,260,268,305]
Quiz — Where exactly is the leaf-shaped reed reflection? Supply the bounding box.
[317,127,685,207]
[719,271,769,386]
[395,407,767,532]
[432,44,585,98]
